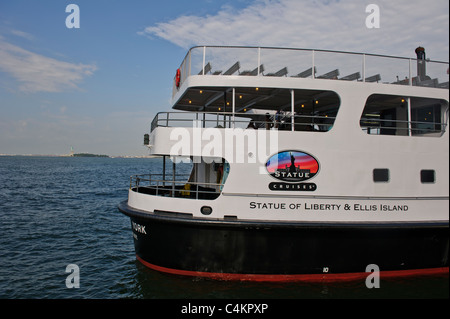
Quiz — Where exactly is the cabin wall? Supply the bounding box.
[149,79,448,200]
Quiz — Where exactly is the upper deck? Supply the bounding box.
[172,46,449,101]
[160,46,449,141]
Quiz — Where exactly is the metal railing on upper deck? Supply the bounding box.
[173,46,449,96]
[360,117,447,136]
[150,111,336,132]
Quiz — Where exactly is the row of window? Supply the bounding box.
[172,85,448,136]
[360,95,448,137]
[373,168,436,183]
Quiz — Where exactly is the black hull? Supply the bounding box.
[118,201,449,281]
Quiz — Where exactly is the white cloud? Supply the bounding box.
[141,0,449,61]
[10,29,35,41]
[0,39,97,93]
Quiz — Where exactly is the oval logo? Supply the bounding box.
[266,151,319,182]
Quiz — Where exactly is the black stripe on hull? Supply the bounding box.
[118,201,449,277]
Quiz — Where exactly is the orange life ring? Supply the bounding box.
[175,68,181,88]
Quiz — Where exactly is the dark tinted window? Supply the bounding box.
[373,168,389,182]
[420,170,435,183]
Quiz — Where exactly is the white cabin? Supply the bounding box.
[129,46,449,224]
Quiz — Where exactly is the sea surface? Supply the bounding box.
[0,156,448,301]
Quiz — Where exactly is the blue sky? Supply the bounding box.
[0,0,448,156]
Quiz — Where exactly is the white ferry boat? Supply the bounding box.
[119,46,449,281]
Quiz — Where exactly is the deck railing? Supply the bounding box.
[150,110,447,136]
[130,174,222,200]
[173,46,449,96]
[360,117,447,136]
[150,111,336,132]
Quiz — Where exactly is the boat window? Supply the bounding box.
[420,169,435,183]
[171,87,341,132]
[360,94,448,137]
[237,88,341,132]
[373,168,389,182]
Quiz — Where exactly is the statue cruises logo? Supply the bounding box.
[266,151,319,191]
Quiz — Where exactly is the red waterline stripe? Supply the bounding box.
[136,255,449,283]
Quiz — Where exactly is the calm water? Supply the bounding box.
[0,156,448,300]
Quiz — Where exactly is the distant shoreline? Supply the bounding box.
[73,153,109,157]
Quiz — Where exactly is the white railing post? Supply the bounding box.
[232,88,236,128]
[362,54,366,82]
[407,97,412,136]
[257,47,261,76]
[202,46,206,75]
[188,49,191,79]
[291,89,295,131]
[172,160,176,197]
[312,50,315,79]
[409,58,413,86]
